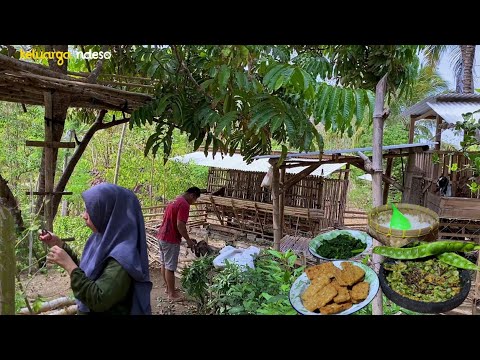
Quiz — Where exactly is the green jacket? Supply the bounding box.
[64,243,133,315]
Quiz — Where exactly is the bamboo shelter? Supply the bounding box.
[200,168,349,239]
[402,93,480,241]
[0,52,154,231]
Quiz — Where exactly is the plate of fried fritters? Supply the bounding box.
[289,261,379,315]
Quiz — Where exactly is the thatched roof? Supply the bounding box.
[0,54,154,113]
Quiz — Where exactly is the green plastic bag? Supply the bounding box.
[390,203,411,230]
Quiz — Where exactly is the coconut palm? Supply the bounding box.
[425,45,476,93]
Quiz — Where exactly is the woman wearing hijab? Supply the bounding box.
[39,183,152,315]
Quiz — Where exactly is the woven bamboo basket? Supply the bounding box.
[367,204,439,248]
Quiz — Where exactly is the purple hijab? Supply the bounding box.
[77,183,152,315]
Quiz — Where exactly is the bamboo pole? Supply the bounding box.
[113,122,127,185]
[270,159,282,251]
[42,305,77,315]
[0,205,16,315]
[18,296,75,315]
[383,157,393,205]
[279,168,286,235]
[197,196,324,219]
[371,74,388,316]
[473,254,480,315]
[44,91,54,231]
[28,174,34,274]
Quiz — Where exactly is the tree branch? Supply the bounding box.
[51,111,131,217]
[171,45,212,100]
[86,45,109,83]
[80,45,92,73]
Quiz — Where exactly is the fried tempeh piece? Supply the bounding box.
[314,283,338,309]
[301,274,332,312]
[330,279,352,304]
[338,262,365,286]
[320,302,353,315]
[305,262,338,281]
[333,286,351,304]
[351,281,370,302]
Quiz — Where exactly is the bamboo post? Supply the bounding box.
[61,131,74,216]
[279,168,286,235]
[44,91,54,231]
[408,115,415,144]
[435,115,442,151]
[270,159,282,250]
[28,174,34,274]
[473,253,480,315]
[0,205,16,315]
[383,157,393,205]
[371,74,389,316]
[113,122,127,185]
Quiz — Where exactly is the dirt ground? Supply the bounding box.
[19,266,199,315]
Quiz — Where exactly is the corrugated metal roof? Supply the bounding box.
[170,152,346,178]
[427,101,480,124]
[401,93,480,117]
[252,142,436,160]
[401,95,437,117]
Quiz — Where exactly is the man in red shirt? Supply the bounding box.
[156,187,200,300]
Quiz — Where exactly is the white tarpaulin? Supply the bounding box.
[357,174,372,181]
[171,152,346,178]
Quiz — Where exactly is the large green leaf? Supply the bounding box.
[218,64,231,89]
[204,133,213,155]
[355,89,366,125]
[193,133,205,151]
[315,84,331,124]
[263,64,285,87]
[324,87,340,130]
[144,133,159,157]
[216,111,238,136]
[343,88,354,122]
[270,116,284,133]
[366,90,376,118]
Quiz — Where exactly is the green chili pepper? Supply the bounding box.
[373,241,480,260]
[437,252,480,271]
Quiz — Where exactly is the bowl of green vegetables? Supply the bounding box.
[309,229,372,261]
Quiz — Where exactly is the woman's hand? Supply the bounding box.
[47,245,78,275]
[39,230,64,248]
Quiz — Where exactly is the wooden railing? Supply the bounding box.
[142,204,207,228]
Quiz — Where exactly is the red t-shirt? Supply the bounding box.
[156,196,190,244]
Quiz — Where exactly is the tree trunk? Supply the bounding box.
[0,205,16,315]
[371,74,389,315]
[51,114,129,218]
[113,122,127,185]
[61,131,74,216]
[461,45,475,94]
[61,148,70,217]
[0,173,25,232]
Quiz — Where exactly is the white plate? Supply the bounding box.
[289,260,379,315]
[309,229,373,261]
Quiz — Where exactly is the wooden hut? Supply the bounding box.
[402,93,480,241]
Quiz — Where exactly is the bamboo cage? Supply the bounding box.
[203,168,349,238]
